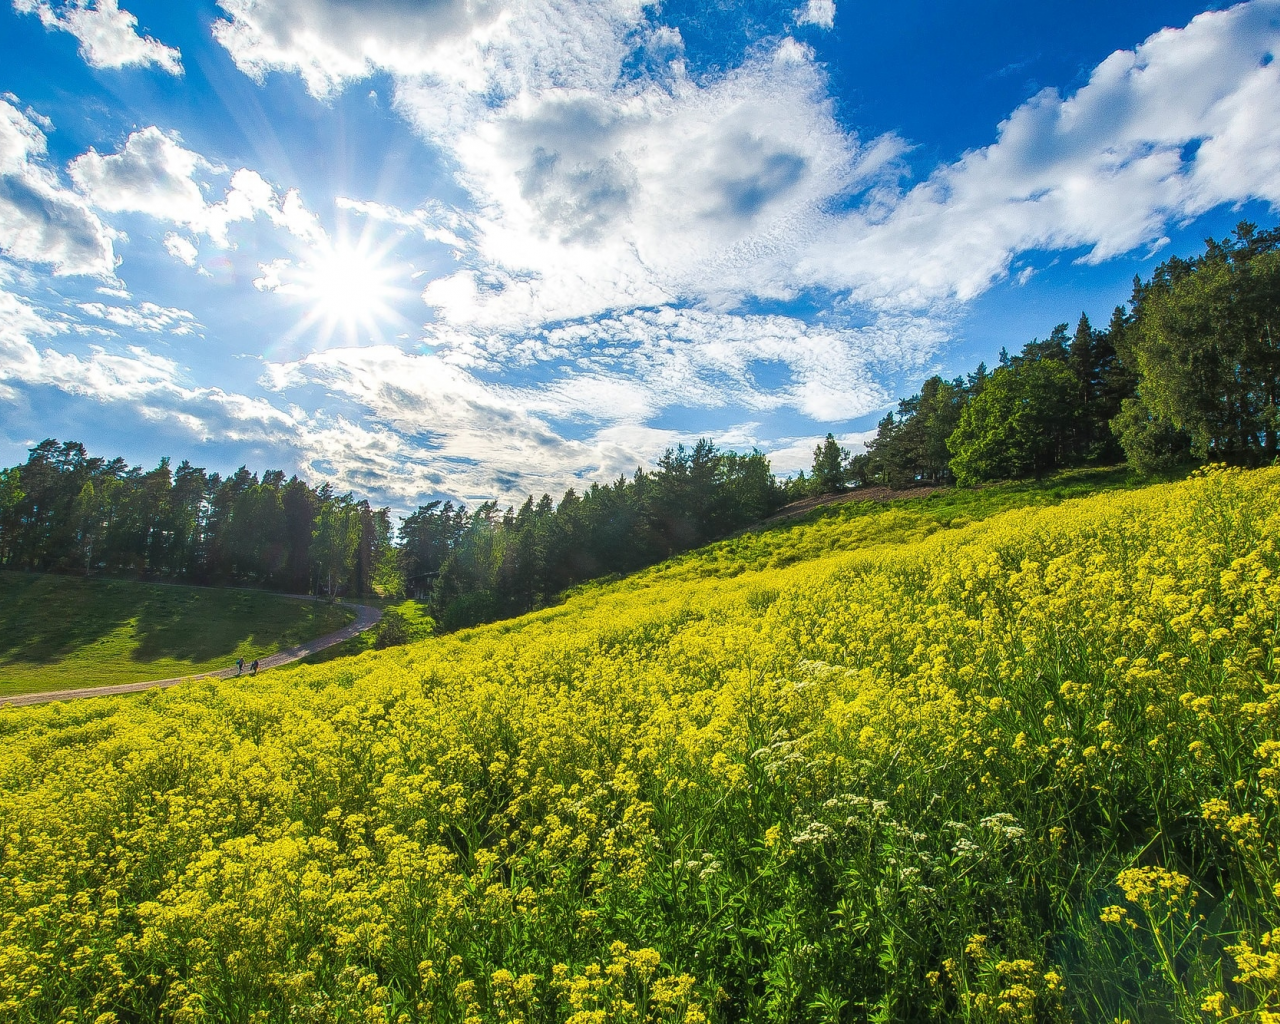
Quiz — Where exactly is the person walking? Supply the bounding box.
[236,657,245,676]
[250,659,259,676]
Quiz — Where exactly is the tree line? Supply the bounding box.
[0,436,781,629]
[795,221,1280,492]
[399,440,778,628]
[0,444,398,598]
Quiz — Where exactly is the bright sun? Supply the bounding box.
[310,245,391,320]
[288,238,403,347]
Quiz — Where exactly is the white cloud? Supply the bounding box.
[433,0,1280,321]
[196,167,316,246]
[0,280,297,447]
[249,301,945,501]
[0,275,63,397]
[418,41,891,330]
[208,0,876,331]
[336,196,468,248]
[69,127,326,250]
[252,256,291,292]
[523,307,944,423]
[0,269,625,507]
[794,0,835,30]
[212,0,495,99]
[261,342,688,503]
[77,300,200,334]
[0,98,118,277]
[0,270,926,506]
[13,0,182,74]
[14,0,1273,507]
[69,126,210,224]
[213,0,646,107]
[0,284,172,398]
[163,232,198,266]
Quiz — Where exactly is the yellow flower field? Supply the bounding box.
[2,467,1279,1023]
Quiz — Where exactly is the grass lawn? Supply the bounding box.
[0,572,355,697]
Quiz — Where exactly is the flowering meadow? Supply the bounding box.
[2,467,1279,1023]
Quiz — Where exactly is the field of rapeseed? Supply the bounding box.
[2,467,1279,1023]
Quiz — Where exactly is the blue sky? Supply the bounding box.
[1,0,1277,510]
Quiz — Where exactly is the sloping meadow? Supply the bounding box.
[2,468,1279,1023]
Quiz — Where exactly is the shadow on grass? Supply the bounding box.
[0,572,347,667]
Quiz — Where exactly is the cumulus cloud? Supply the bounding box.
[13,0,182,74]
[69,126,326,250]
[423,0,1280,321]
[69,126,210,223]
[202,168,325,247]
[417,41,893,329]
[0,274,63,395]
[16,0,1272,506]
[0,282,169,399]
[212,0,496,98]
[794,0,835,30]
[205,0,875,333]
[0,98,118,277]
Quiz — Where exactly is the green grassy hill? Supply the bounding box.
[1,467,1278,1023]
[0,572,354,696]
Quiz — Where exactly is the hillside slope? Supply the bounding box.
[0,574,355,696]
[1,468,1278,1023]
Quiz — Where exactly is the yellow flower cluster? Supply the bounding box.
[552,943,703,1024]
[1,466,1278,1021]
[942,948,1063,1024]
[1224,932,1280,1022]
[1114,866,1193,910]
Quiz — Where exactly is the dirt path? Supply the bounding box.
[1,600,382,709]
